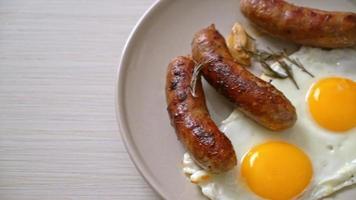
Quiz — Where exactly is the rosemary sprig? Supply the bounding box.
[243,46,315,89]
[267,47,299,89]
[278,60,300,89]
[259,60,287,79]
[190,59,214,97]
[281,51,314,78]
[242,47,281,63]
[190,62,205,97]
[242,47,286,78]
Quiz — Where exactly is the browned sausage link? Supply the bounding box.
[192,25,296,131]
[240,0,356,48]
[166,56,237,173]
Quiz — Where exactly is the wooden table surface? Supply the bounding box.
[0,0,160,199]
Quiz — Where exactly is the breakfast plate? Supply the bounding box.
[117,0,356,199]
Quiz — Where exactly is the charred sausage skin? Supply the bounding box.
[192,25,297,131]
[166,56,237,173]
[240,0,356,48]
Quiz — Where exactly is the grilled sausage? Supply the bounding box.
[240,0,356,48]
[166,56,237,173]
[192,25,297,131]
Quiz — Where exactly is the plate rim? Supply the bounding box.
[115,0,168,199]
[116,1,356,200]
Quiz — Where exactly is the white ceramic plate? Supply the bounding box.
[117,0,356,199]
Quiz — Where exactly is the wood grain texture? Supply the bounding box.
[0,0,160,199]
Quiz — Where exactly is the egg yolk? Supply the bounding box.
[307,77,356,132]
[241,142,313,200]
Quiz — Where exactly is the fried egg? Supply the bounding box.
[182,47,356,200]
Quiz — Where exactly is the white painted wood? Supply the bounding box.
[0,0,160,199]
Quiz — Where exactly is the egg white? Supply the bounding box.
[182,47,356,200]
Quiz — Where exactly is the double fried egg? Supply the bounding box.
[183,47,356,200]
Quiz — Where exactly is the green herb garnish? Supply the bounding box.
[242,46,313,89]
[190,59,214,97]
